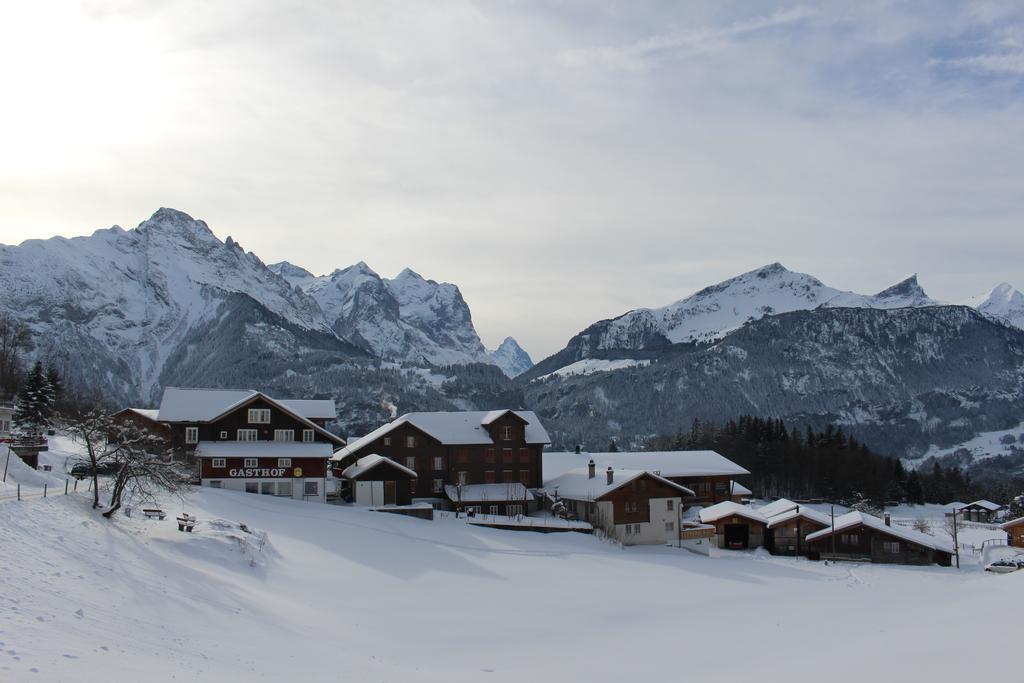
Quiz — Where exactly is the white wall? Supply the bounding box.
[613,496,681,546]
[201,477,326,503]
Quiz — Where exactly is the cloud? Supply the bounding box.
[937,51,1024,75]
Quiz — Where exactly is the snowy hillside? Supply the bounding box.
[2,485,1019,681]
[488,337,533,377]
[966,282,1024,331]
[269,260,494,366]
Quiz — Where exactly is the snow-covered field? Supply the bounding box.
[910,421,1024,467]
[1,478,1021,682]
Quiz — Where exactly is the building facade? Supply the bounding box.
[698,501,768,550]
[342,454,417,507]
[544,462,693,546]
[197,441,331,502]
[805,511,954,566]
[999,517,1024,548]
[332,410,550,509]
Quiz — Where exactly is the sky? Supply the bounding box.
[1,1,1022,361]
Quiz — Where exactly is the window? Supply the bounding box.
[261,482,275,495]
[840,533,859,545]
[503,470,513,483]
[410,478,417,494]
[237,429,258,441]
[502,449,513,463]
[485,470,495,484]
[274,429,294,442]
[457,471,468,485]
[519,470,530,485]
[304,481,318,496]
[488,505,499,516]
[485,448,495,464]
[248,408,271,424]
[383,436,391,446]
[278,458,292,467]
[502,425,513,441]
[185,427,198,444]
[209,480,222,488]
[219,431,228,440]
[467,505,482,514]
[883,541,901,554]
[432,456,443,471]
[212,458,226,468]
[507,504,523,517]
[302,429,314,443]
[245,482,258,494]
[406,435,415,448]
[665,521,675,532]
[624,501,638,514]
[433,478,443,493]
[519,448,529,463]
[244,458,258,468]
[667,499,674,511]
[277,481,292,497]
[405,456,416,470]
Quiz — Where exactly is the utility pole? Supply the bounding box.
[2,445,11,482]
[830,504,836,563]
[952,507,960,569]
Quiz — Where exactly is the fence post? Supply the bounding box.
[74,479,78,492]
[44,484,47,498]
[65,480,69,495]
[17,483,20,501]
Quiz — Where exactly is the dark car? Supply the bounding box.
[70,462,120,479]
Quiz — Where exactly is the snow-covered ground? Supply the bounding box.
[1,480,1021,682]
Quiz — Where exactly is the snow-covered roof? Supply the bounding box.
[999,516,1024,530]
[333,410,550,459]
[698,501,768,525]
[544,467,694,502]
[157,387,335,422]
[342,454,417,480]
[128,408,161,421]
[731,481,752,497]
[804,511,955,554]
[946,501,968,510]
[765,506,832,529]
[755,498,801,519]
[277,399,337,420]
[444,483,535,503]
[193,441,334,458]
[961,499,1002,512]
[543,451,749,480]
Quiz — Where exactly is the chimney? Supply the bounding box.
[606,466,614,485]
[884,513,891,527]
[588,459,596,479]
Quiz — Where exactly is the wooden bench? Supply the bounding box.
[176,514,197,532]
[142,508,166,520]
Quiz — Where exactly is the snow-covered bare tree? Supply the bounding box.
[61,408,185,513]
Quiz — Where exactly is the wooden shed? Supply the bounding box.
[805,511,954,566]
[698,501,768,549]
[342,454,418,507]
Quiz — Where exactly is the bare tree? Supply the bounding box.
[61,408,187,514]
[912,518,932,534]
[102,427,190,518]
[0,313,32,396]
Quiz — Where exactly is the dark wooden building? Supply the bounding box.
[157,387,345,502]
[698,501,768,550]
[805,511,954,566]
[331,410,550,510]
[956,500,1003,523]
[765,505,831,556]
[108,408,171,443]
[342,454,417,506]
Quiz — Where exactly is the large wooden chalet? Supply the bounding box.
[544,460,694,546]
[543,450,750,508]
[156,387,345,503]
[999,516,1024,548]
[805,511,954,566]
[331,409,550,510]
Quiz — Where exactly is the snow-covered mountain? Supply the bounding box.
[524,264,950,379]
[488,337,533,377]
[269,261,493,366]
[0,209,512,408]
[966,283,1024,331]
[0,208,357,403]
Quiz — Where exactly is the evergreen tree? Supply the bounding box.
[13,361,50,435]
[46,363,63,408]
[607,439,619,453]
